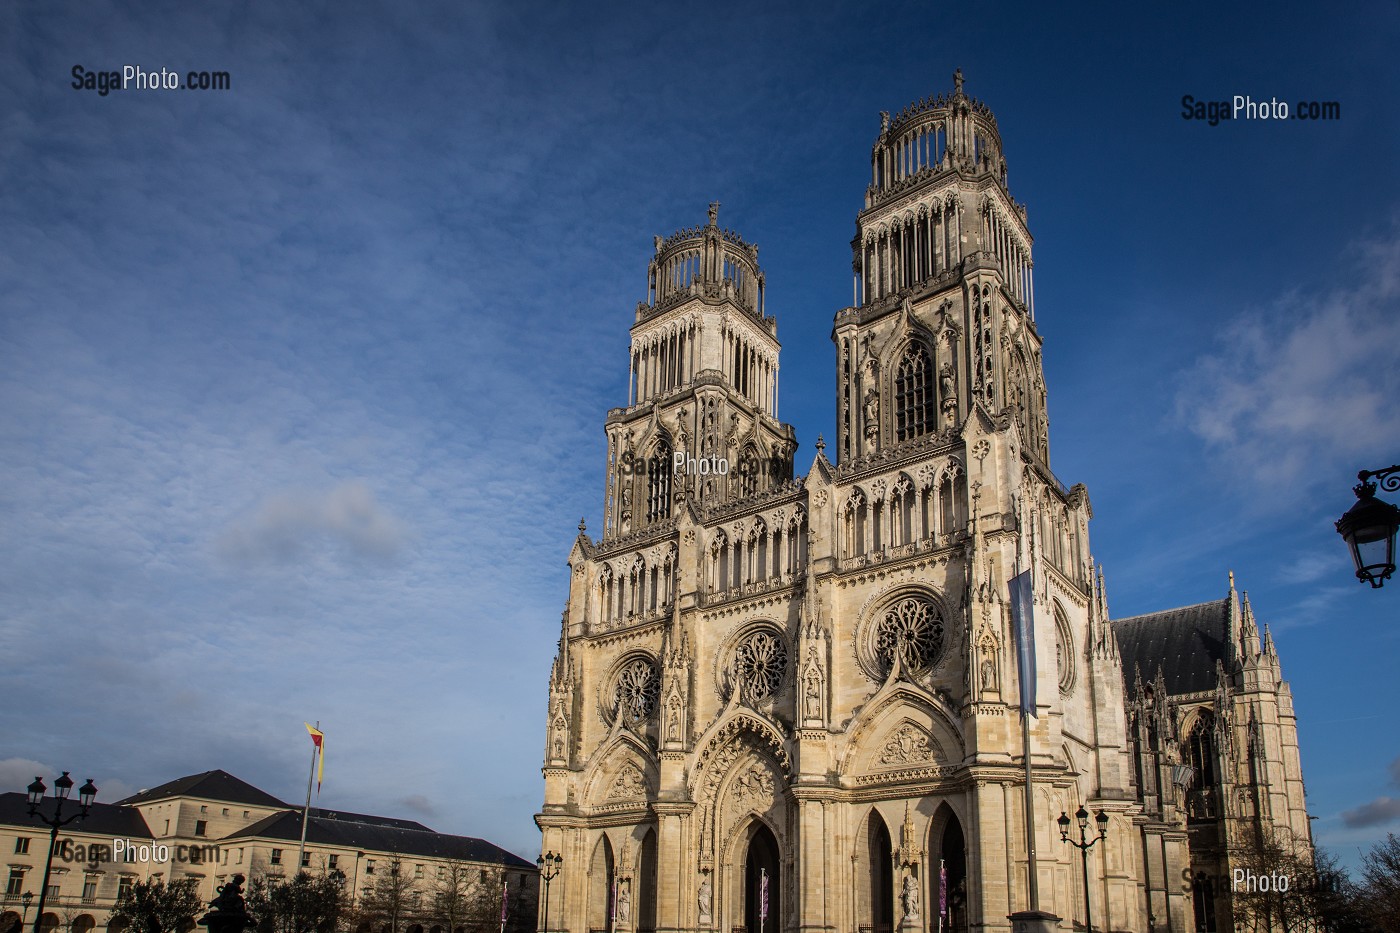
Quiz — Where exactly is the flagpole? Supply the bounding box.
[298,719,319,871]
[1017,531,1040,913]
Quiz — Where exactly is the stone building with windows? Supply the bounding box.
[535,74,1312,933]
[1,770,536,933]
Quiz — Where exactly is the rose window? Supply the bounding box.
[614,657,660,721]
[874,596,944,675]
[734,630,787,703]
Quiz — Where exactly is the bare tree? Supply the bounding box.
[1356,833,1400,932]
[352,860,419,933]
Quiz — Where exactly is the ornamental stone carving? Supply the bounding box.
[874,595,945,676]
[608,764,648,800]
[879,723,938,765]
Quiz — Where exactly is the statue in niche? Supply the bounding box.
[666,694,681,742]
[617,883,631,923]
[981,646,998,694]
[697,875,713,923]
[551,715,567,758]
[901,875,920,921]
[803,661,822,720]
[940,361,957,399]
[863,388,880,441]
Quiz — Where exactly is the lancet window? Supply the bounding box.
[646,439,672,524]
[895,342,936,441]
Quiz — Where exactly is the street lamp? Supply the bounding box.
[20,892,34,930]
[25,774,97,933]
[1058,806,1109,933]
[1336,465,1400,588]
[535,852,561,933]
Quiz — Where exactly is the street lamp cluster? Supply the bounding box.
[1058,805,1109,933]
[1337,465,1400,588]
[535,852,561,933]
[25,773,98,933]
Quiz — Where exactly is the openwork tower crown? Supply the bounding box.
[644,202,767,321]
[867,68,1009,209]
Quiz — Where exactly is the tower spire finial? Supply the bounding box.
[707,201,720,226]
[954,67,964,95]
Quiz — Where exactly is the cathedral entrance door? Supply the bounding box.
[742,823,780,933]
[933,815,967,933]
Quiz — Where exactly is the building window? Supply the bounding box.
[222,809,229,817]
[436,866,445,881]
[894,342,935,441]
[270,849,282,865]
[14,838,30,855]
[164,820,170,834]
[300,852,310,868]
[237,849,244,865]
[195,820,208,837]
[242,811,249,819]
[6,868,25,896]
[646,439,672,524]
[83,876,99,902]
[328,855,338,870]
[117,876,134,901]
[414,865,424,880]
[365,860,375,875]
[46,883,60,898]
[200,806,207,813]
[479,870,486,883]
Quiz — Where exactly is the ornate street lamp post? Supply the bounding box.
[535,852,561,933]
[1336,465,1400,588]
[25,773,97,933]
[1058,806,1109,933]
[20,892,34,930]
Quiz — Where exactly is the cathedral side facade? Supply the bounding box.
[536,75,1311,933]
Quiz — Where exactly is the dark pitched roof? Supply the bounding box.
[223,811,534,869]
[1112,598,1231,696]
[308,808,431,832]
[0,793,152,837]
[117,770,289,809]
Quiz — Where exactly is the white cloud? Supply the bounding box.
[1176,232,1400,502]
[217,481,410,566]
[0,758,54,791]
[1341,796,1400,829]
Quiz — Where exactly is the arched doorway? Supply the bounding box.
[638,829,658,933]
[866,812,894,933]
[589,835,615,933]
[939,817,967,933]
[742,823,780,933]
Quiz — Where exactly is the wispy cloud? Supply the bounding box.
[1175,231,1400,503]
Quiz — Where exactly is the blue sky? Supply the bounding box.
[2,0,1398,872]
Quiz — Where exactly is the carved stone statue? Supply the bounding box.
[803,663,822,720]
[863,388,880,440]
[697,875,713,923]
[666,694,681,742]
[981,646,998,693]
[901,875,920,921]
[617,883,631,923]
[940,361,956,399]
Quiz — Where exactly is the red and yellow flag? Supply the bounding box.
[305,723,325,793]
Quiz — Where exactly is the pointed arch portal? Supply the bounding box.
[742,823,780,933]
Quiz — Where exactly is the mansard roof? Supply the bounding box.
[0,792,153,837]
[223,809,534,868]
[1112,598,1231,697]
[117,769,290,809]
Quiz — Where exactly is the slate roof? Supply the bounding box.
[0,792,153,837]
[222,810,534,869]
[1112,598,1232,697]
[117,770,290,809]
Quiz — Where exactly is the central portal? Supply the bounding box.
[742,823,780,933]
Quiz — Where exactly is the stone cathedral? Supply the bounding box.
[536,75,1312,933]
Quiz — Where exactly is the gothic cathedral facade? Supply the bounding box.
[536,76,1311,933]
